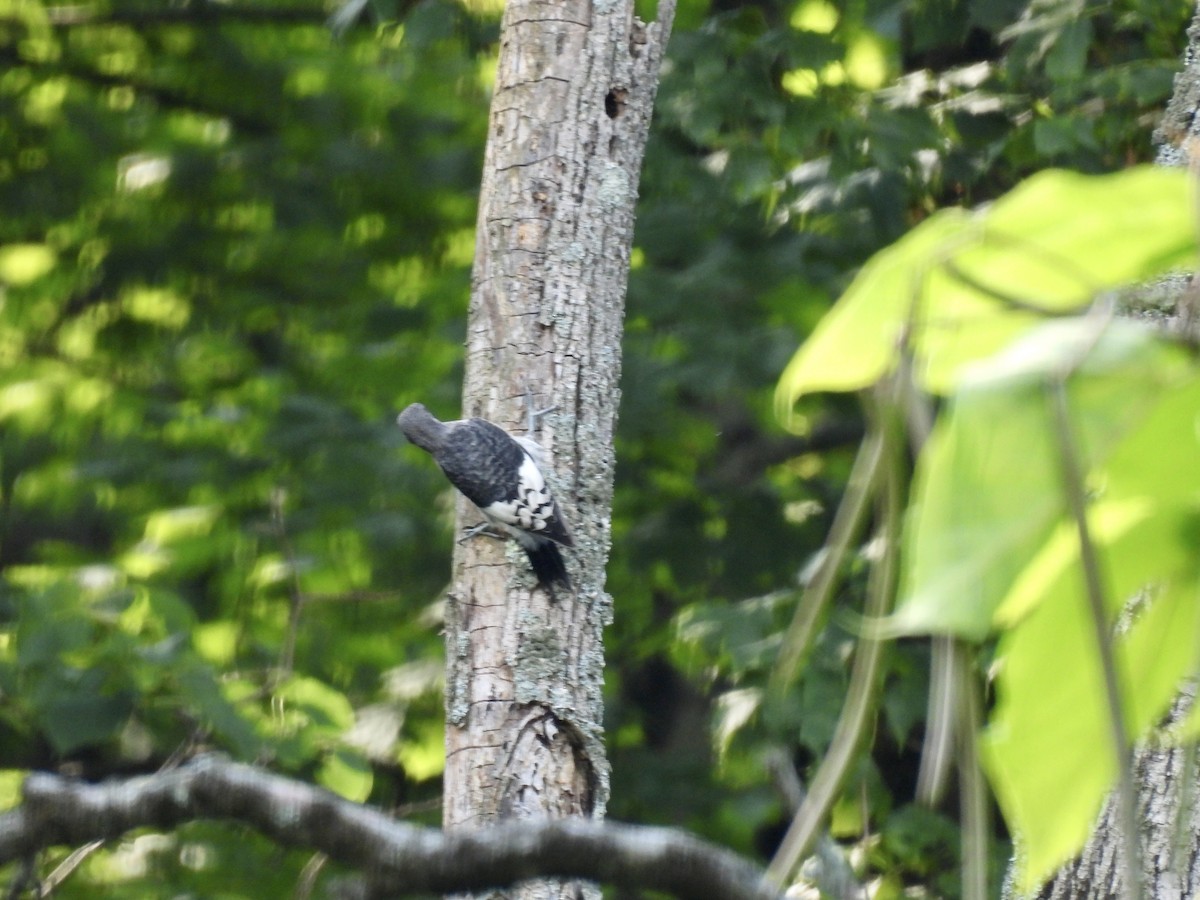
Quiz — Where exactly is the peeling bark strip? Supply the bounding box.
[445,0,673,894]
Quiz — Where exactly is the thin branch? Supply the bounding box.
[897,353,962,811]
[764,751,865,900]
[39,839,103,896]
[942,258,1088,317]
[955,643,989,900]
[294,851,329,900]
[0,756,782,900]
[916,636,960,805]
[895,246,965,814]
[766,396,901,885]
[770,425,885,690]
[939,226,1103,318]
[271,488,306,679]
[1048,379,1142,900]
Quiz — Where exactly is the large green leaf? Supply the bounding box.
[775,207,969,420]
[900,333,1200,888]
[981,580,1200,891]
[776,167,1197,426]
[30,668,134,755]
[889,319,1194,639]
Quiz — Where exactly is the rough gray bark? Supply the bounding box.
[1005,6,1200,898]
[444,0,674,898]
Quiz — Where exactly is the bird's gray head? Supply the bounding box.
[397,403,448,454]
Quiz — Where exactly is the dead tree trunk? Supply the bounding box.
[443,0,674,897]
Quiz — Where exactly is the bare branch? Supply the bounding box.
[0,756,782,900]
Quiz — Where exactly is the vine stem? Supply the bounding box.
[1048,379,1142,900]
[770,426,884,691]
[766,396,901,886]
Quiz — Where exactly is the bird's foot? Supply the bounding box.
[458,522,505,544]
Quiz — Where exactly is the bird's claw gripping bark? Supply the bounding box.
[457,522,505,544]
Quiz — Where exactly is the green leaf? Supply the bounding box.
[890,319,1194,639]
[982,580,1200,891]
[1122,582,1200,738]
[977,580,1107,890]
[317,746,373,802]
[776,167,1198,423]
[0,244,56,285]
[970,168,1194,299]
[1044,19,1091,81]
[176,663,263,760]
[0,771,25,810]
[268,676,357,767]
[397,716,446,782]
[276,676,356,733]
[899,329,1200,888]
[774,207,969,421]
[31,668,133,754]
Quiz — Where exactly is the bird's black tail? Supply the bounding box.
[523,539,571,594]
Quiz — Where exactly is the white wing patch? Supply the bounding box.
[481,453,557,537]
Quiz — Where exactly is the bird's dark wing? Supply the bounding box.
[437,418,524,506]
[438,418,573,548]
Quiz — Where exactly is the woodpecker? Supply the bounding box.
[397,402,573,592]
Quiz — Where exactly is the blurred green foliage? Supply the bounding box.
[0,0,1191,895]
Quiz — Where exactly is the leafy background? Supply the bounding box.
[0,0,1191,895]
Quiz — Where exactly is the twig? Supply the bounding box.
[766,397,901,886]
[771,426,885,690]
[916,636,960,805]
[764,751,865,900]
[294,852,329,900]
[899,238,968,815]
[271,488,306,679]
[1048,378,1141,900]
[955,643,989,900]
[38,840,102,896]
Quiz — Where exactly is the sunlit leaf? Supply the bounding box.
[902,327,1200,888]
[775,208,968,425]
[0,771,24,810]
[776,167,1198,426]
[193,621,240,667]
[977,584,1107,890]
[0,243,56,285]
[274,675,356,737]
[890,319,1194,639]
[177,664,263,759]
[983,580,1200,891]
[396,716,446,781]
[144,506,223,544]
[317,747,374,802]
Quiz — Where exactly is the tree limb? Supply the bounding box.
[0,755,782,900]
